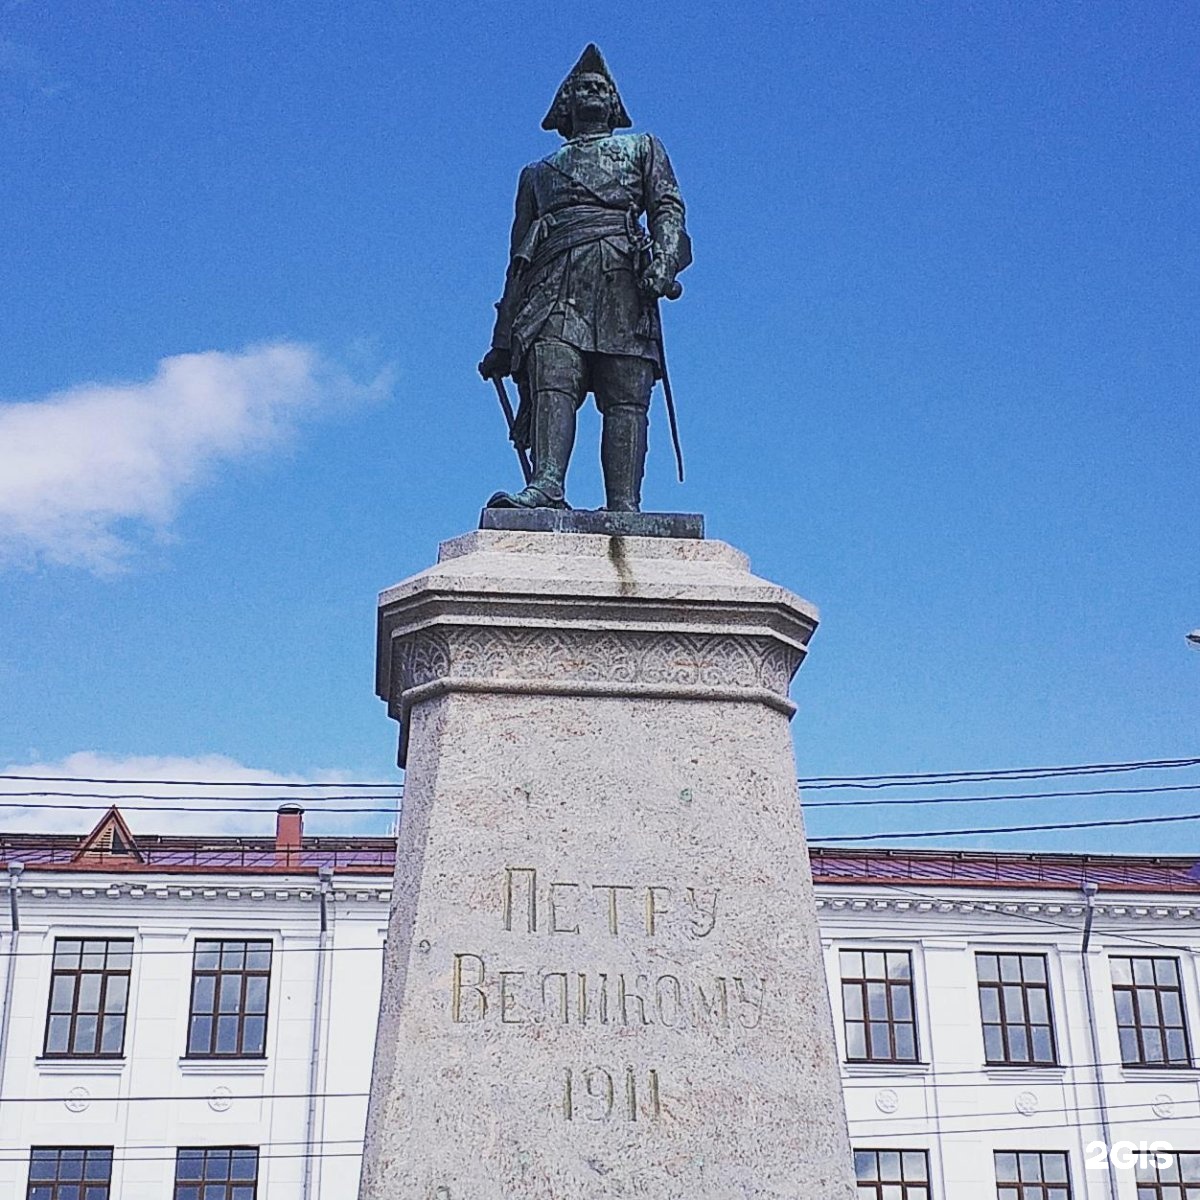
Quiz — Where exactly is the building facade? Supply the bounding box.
[0,807,392,1200]
[3,808,1200,1198]
[814,847,1200,1200]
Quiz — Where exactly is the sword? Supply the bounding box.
[489,374,533,484]
[629,208,685,483]
[655,283,685,483]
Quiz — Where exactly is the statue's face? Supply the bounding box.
[568,72,614,127]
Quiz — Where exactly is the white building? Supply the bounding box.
[0,806,392,1200]
[3,807,1200,1199]
[813,846,1200,1200]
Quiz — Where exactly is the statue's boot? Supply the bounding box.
[602,404,648,513]
[487,391,575,509]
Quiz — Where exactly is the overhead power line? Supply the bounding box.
[5,755,1199,791]
[0,1095,1190,1143]
[0,801,398,815]
[803,781,1200,810]
[799,756,1200,789]
[0,1136,369,1158]
[0,791,402,802]
[0,774,399,788]
[3,781,1196,810]
[0,1088,367,1104]
[809,809,1200,843]
[1,943,387,959]
[826,1106,1200,1140]
[0,1148,368,1165]
[849,1095,1197,1124]
[0,800,1191,826]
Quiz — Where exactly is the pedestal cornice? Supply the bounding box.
[376,531,819,764]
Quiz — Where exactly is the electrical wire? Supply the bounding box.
[846,1095,1197,1124]
[4,755,1198,791]
[0,1135,366,1154]
[3,791,1198,825]
[0,791,403,802]
[0,1096,1192,1152]
[1,943,387,958]
[0,1088,367,1104]
[809,809,1200,843]
[0,774,399,788]
[0,1148,368,1165]
[3,781,1197,812]
[0,801,399,814]
[802,782,1200,810]
[798,757,1200,789]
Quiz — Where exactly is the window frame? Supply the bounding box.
[853,1147,932,1198]
[173,1146,259,1200]
[1109,955,1193,1069]
[184,939,273,1060]
[26,1145,113,1200]
[839,948,921,1064]
[1135,1150,1200,1198]
[993,1150,1073,1200]
[41,938,133,1059]
[975,951,1059,1067]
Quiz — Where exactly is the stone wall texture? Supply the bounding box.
[361,531,856,1199]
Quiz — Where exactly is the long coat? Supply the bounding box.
[490,131,691,379]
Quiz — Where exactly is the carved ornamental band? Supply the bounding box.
[388,626,804,719]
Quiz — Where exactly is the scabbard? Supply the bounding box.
[491,376,533,483]
[655,300,685,483]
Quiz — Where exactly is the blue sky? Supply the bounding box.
[1,1,1197,851]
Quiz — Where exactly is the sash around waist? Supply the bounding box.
[512,206,636,278]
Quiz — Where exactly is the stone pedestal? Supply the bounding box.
[361,530,856,1199]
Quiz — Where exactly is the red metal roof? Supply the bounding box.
[0,832,395,875]
[2,824,1199,891]
[808,847,1200,893]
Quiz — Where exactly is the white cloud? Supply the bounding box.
[0,751,400,839]
[0,343,387,573]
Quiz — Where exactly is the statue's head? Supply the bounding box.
[542,44,632,138]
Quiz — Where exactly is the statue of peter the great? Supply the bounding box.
[479,44,691,513]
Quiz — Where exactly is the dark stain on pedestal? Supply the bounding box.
[607,535,636,595]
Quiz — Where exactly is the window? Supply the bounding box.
[854,1149,931,1198]
[994,1152,1071,1200]
[26,1147,113,1200]
[1137,1152,1200,1198]
[976,953,1058,1065]
[186,940,272,1057]
[840,949,918,1062]
[174,1148,258,1200]
[1111,956,1192,1067]
[43,939,132,1057]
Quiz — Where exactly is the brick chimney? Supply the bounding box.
[275,804,304,866]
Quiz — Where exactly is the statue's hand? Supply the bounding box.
[478,347,511,380]
[639,259,674,300]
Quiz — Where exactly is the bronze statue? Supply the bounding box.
[479,44,691,513]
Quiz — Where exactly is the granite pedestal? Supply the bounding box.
[360,529,856,1199]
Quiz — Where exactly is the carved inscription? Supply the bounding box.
[502,866,719,938]
[446,866,769,1123]
[563,1066,661,1121]
[451,953,766,1029]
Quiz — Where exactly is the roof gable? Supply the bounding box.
[73,806,143,862]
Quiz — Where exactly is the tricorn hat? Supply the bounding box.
[541,43,632,136]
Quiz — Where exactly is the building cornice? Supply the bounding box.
[12,877,391,905]
[814,890,1200,925]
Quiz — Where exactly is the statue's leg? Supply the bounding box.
[488,340,586,509]
[595,355,654,513]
